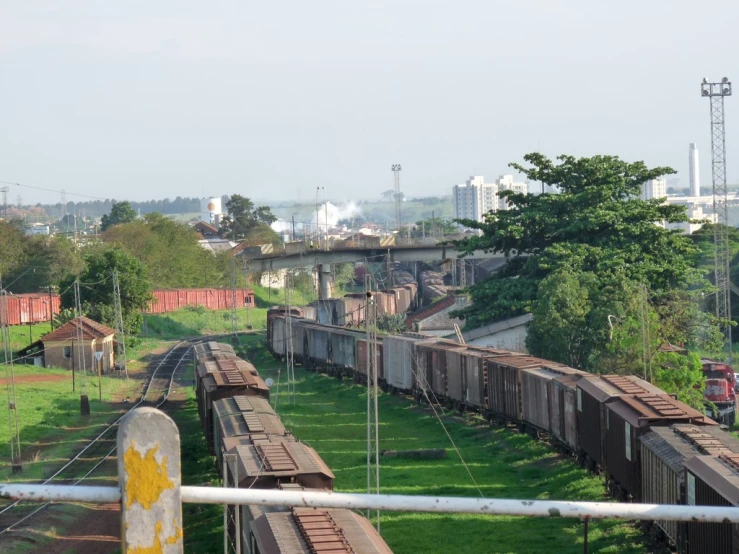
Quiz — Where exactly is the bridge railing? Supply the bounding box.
[2,407,739,553]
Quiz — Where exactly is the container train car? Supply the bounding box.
[146,287,255,314]
[194,339,392,554]
[266,307,730,554]
[0,293,61,326]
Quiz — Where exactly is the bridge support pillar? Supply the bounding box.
[318,264,333,300]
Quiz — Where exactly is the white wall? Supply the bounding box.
[466,325,528,353]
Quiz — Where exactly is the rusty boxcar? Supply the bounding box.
[548,368,589,454]
[212,395,287,472]
[519,363,572,434]
[0,293,61,326]
[146,287,255,314]
[576,375,666,472]
[243,502,393,554]
[683,454,739,554]
[383,335,421,393]
[485,355,540,422]
[603,394,716,501]
[225,435,334,490]
[640,424,739,551]
[356,338,384,385]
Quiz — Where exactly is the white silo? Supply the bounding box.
[200,197,222,225]
[689,143,700,197]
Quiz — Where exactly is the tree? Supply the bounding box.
[653,352,707,411]
[104,213,223,288]
[60,248,152,337]
[100,201,137,232]
[219,195,277,240]
[454,153,700,329]
[4,236,85,293]
[0,220,28,278]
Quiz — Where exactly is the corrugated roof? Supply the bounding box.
[685,455,739,505]
[609,394,715,426]
[41,316,115,342]
[292,509,354,554]
[405,295,457,329]
[578,374,664,402]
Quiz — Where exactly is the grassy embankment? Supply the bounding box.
[204,332,648,554]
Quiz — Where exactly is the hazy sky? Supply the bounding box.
[1,1,738,205]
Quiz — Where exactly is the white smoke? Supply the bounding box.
[311,201,361,227]
[270,201,362,235]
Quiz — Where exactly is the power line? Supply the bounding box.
[0,181,111,202]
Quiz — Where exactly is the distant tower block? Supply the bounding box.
[689,143,701,197]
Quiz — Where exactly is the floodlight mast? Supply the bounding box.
[701,77,733,362]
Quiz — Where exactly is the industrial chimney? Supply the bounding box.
[689,143,700,197]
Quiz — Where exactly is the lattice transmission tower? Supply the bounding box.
[702,78,733,362]
[391,164,402,231]
[364,275,380,530]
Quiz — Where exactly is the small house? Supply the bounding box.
[40,316,116,373]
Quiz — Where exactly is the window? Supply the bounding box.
[687,473,695,505]
[63,346,72,359]
[625,422,632,461]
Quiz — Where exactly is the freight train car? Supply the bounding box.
[640,424,739,550]
[0,293,61,325]
[243,501,393,554]
[146,287,255,314]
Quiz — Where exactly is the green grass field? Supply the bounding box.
[0,364,140,481]
[232,333,648,554]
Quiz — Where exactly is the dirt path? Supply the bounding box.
[32,503,121,554]
[0,373,67,385]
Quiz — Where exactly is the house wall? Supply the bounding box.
[466,324,528,353]
[44,336,115,373]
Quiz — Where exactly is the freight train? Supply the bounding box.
[193,340,393,554]
[266,304,739,554]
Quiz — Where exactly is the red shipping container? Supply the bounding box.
[146,288,255,314]
[0,293,60,326]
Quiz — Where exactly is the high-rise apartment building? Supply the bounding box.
[453,174,528,226]
[642,178,667,201]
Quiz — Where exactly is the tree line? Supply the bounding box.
[454,153,727,409]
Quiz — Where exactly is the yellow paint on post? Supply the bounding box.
[124,441,174,510]
[128,521,183,554]
[118,407,183,554]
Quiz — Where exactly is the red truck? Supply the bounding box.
[702,359,737,426]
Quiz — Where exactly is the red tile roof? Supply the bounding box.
[405,295,457,329]
[41,316,115,342]
[194,221,219,234]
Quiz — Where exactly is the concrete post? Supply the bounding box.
[318,264,332,300]
[118,407,183,553]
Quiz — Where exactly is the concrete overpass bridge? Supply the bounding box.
[239,244,507,273]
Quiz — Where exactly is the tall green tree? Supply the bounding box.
[0,220,28,278]
[100,201,137,232]
[455,153,700,328]
[219,195,277,240]
[104,213,222,288]
[4,236,85,293]
[60,248,152,337]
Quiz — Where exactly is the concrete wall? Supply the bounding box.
[44,336,115,373]
[466,324,528,353]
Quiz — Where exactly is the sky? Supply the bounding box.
[1,1,738,205]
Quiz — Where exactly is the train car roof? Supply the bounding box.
[213,396,286,440]
[641,425,739,474]
[227,436,334,482]
[251,507,393,554]
[194,341,235,359]
[198,356,269,394]
[607,394,717,427]
[685,455,739,506]
[577,374,664,402]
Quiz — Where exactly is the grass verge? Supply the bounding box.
[142,307,268,340]
[235,332,649,554]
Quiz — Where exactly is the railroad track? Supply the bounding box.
[0,338,201,535]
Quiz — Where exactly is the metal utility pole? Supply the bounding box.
[0,277,22,472]
[0,186,8,220]
[364,276,380,531]
[113,271,128,379]
[702,77,733,362]
[61,189,67,219]
[230,256,239,341]
[391,164,402,231]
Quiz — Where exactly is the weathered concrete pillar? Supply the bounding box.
[318,264,332,300]
[118,407,183,553]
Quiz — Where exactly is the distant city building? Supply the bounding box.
[665,205,716,235]
[642,178,667,201]
[24,225,50,236]
[453,174,527,227]
[689,143,701,197]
